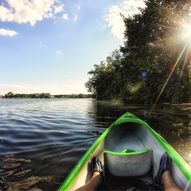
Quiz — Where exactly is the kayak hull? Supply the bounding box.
[58,112,191,191]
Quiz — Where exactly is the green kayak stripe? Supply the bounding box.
[104,148,152,156]
[58,112,191,191]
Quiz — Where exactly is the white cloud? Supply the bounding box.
[0,28,17,37]
[63,13,68,21]
[0,0,65,26]
[77,5,81,10]
[54,4,64,14]
[74,14,78,22]
[56,50,63,55]
[105,0,146,39]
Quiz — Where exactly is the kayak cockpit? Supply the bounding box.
[104,123,153,177]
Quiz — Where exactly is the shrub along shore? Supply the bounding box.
[2,92,92,99]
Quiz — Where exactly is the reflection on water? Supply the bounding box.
[0,99,190,190]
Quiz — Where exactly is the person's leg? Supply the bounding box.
[155,153,183,191]
[75,157,103,191]
[75,172,102,191]
[162,171,182,191]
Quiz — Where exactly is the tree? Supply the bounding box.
[121,0,191,103]
[4,92,14,98]
[86,50,123,99]
[86,0,191,104]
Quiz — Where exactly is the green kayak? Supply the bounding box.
[58,112,191,191]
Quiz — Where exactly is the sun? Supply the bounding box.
[182,24,191,38]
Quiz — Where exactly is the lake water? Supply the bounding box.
[0,99,190,191]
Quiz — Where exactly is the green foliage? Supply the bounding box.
[85,50,124,100]
[86,0,191,104]
[54,94,92,98]
[4,92,14,98]
[3,93,92,99]
[4,93,52,98]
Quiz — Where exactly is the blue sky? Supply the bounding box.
[0,0,145,94]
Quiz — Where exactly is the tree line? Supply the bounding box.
[4,92,52,98]
[3,92,92,99]
[86,0,191,105]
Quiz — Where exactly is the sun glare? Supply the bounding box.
[150,19,191,112]
[182,24,191,38]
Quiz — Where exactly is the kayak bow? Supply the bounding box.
[58,112,191,191]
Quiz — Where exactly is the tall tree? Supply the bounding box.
[121,0,191,103]
[86,0,191,104]
[85,50,123,99]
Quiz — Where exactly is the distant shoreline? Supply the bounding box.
[1,92,93,99]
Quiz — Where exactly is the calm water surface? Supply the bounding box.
[0,99,191,191]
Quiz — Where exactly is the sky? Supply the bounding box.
[0,0,145,95]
